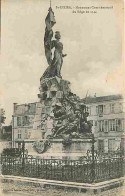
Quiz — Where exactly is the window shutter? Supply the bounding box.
[103,105,106,114]
[121,119,124,130]
[104,120,108,132]
[108,120,111,131]
[96,106,98,115]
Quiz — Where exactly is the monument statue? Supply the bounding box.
[42,8,67,79]
[35,5,93,154]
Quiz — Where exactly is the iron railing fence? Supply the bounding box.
[1,156,125,183]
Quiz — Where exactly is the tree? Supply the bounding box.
[0,108,6,124]
[0,108,6,140]
[1,125,12,141]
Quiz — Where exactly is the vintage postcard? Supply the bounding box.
[0,0,124,196]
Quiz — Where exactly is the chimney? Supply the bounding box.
[13,103,17,113]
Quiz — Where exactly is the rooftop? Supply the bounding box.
[14,102,40,115]
[83,94,123,104]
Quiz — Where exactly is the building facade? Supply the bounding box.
[85,94,125,153]
[12,102,42,147]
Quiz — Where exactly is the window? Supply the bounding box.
[22,116,29,126]
[121,119,124,130]
[108,139,115,152]
[121,138,125,150]
[17,117,22,126]
[98,105,103,114]
[116,119,122,131]
[97,105,105,116]
[98,140,104,153]
[98,120,104,132]
[22,117,25,126]
[98,121,101,131]
[110,103,115,113]
[98,119,117,132]
[105,119,123,132]
[18,130,21,139]
[109,119,115,131]
[28,103,36,114]
[104,120,108,132]
[119,103,123,112]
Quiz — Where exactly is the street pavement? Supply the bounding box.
[1,185,125,196]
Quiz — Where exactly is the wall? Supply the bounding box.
[12,102,42,146]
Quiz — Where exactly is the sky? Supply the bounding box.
[0,0,124,125]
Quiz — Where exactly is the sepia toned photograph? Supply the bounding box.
[0,0,124,195]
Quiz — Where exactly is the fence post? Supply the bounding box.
[120,146,124,177]
[91,134,95,183]
[22,141,25,176]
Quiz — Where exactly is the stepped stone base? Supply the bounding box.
[1,175,125,194]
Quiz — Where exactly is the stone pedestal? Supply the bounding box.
[25,138,92,160]
[38,77,71,138]
[46,138,92,160]
[26,76,93,160]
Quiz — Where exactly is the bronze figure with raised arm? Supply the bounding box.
[42,8,67,79]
